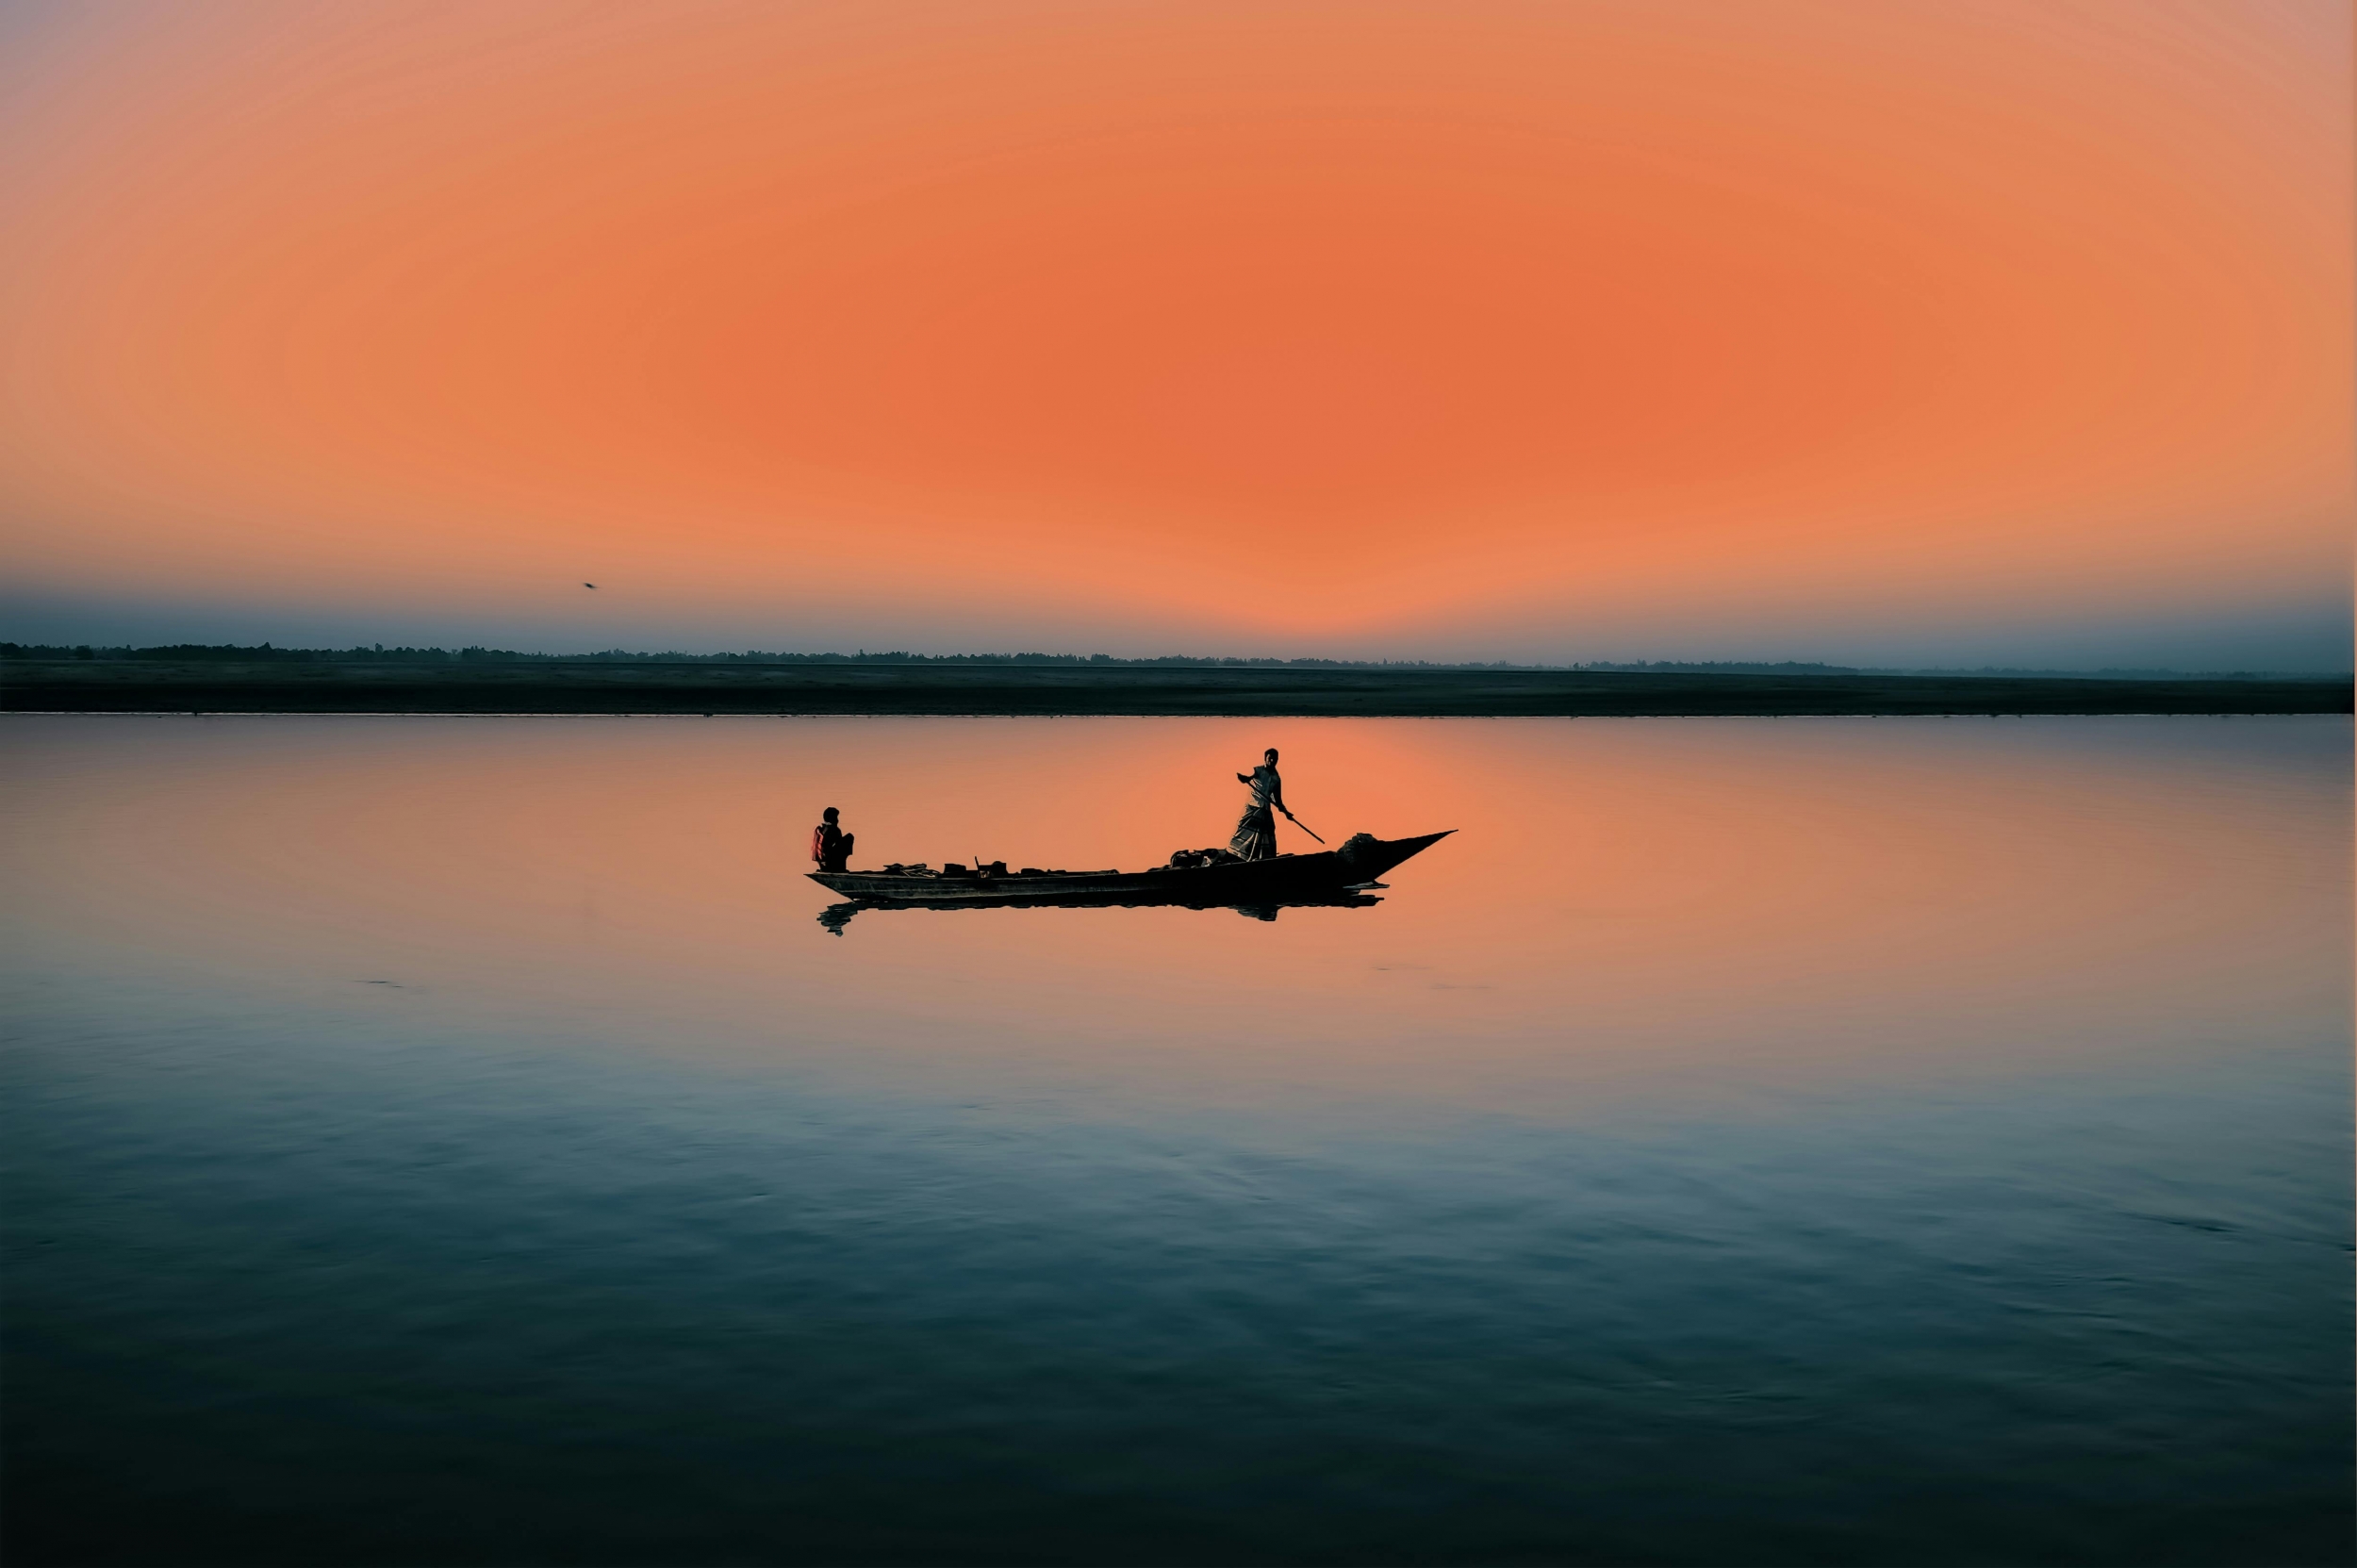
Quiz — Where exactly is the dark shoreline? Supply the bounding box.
[3,660,2347,716]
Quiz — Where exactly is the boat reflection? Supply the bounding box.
[817,887,1386,933]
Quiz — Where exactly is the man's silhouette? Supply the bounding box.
[1230,748,1294,861]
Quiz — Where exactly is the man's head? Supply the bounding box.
[822,806,839,823]
[1264,748,1279,764]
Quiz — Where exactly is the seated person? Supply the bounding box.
[812,806,855,872]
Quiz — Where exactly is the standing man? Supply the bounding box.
[812,806,854,873]
[1230,748,1295,861]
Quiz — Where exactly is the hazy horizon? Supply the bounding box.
[6,586,2351,676]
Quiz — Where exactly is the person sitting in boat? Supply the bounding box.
[1230,748,1296,861]
[811,806,854,872]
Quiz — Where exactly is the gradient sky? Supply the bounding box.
[2,1,2349,666]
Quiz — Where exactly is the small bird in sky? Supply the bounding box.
[584,582,597,589]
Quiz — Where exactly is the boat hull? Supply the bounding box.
[807,829,1452,906]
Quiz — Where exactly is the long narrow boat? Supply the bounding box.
[814,887,1389,933]
[808,829,1452,908]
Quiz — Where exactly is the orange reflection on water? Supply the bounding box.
[3,716,2345,1117]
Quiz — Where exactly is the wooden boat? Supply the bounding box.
[815,887,1390,933]
[808,829,1453,909]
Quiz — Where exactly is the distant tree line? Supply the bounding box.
[0,642,2323,680]
[0,642,1574,669]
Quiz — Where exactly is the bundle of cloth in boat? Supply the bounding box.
[1166,847,1244,869]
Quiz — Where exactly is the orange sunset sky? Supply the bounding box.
[2,1,2349,668]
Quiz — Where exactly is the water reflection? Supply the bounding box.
[3,715,2348,1565]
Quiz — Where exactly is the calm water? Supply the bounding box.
[3,715,2349,1565]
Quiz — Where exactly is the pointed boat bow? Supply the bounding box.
[1341,829,1455,882]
